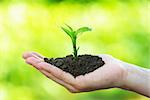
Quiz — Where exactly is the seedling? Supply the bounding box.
[61,25,92,58]
[44,25,105,77]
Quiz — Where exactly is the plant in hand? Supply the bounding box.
[44,25,105,77]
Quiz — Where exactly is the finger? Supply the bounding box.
[37,62,76,86]
[32,52,44,59]
[23,51,44,59]
[25,57,79,92]
[23,51,32,59]
[25,57,43,69]
[25,56,77,87]
[40,69,79,93]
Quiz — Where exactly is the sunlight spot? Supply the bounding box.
[8,4,26,24]
[0,88,7,100]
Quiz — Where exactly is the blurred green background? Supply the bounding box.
[0,0,149,100]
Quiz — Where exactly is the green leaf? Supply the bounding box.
[65,24,73,31]
[61,27,72,38]
[76,27,92,35]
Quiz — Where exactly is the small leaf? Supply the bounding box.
[77,47,80,51]
[65,24,73,31]
[76,27,92,35]
[61,27,72,38]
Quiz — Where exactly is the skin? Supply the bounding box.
[22,52,150,97]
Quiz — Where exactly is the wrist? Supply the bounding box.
[119,62,150,97]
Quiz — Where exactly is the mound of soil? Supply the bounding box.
[44,55,105,77]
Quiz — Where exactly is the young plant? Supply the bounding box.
[61,24,92,58]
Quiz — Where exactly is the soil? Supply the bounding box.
[44,55,105,77]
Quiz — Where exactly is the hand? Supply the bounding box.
[23,52,127,93]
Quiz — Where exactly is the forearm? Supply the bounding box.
[121,62,150,97]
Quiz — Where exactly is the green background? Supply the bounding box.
[0,0,149,100]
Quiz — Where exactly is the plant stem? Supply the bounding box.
[72,37,78,58]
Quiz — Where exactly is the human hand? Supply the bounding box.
[23,52,127,93]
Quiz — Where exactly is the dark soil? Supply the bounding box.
[44,55,105,77]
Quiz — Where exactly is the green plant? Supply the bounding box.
[61,24,92,58]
